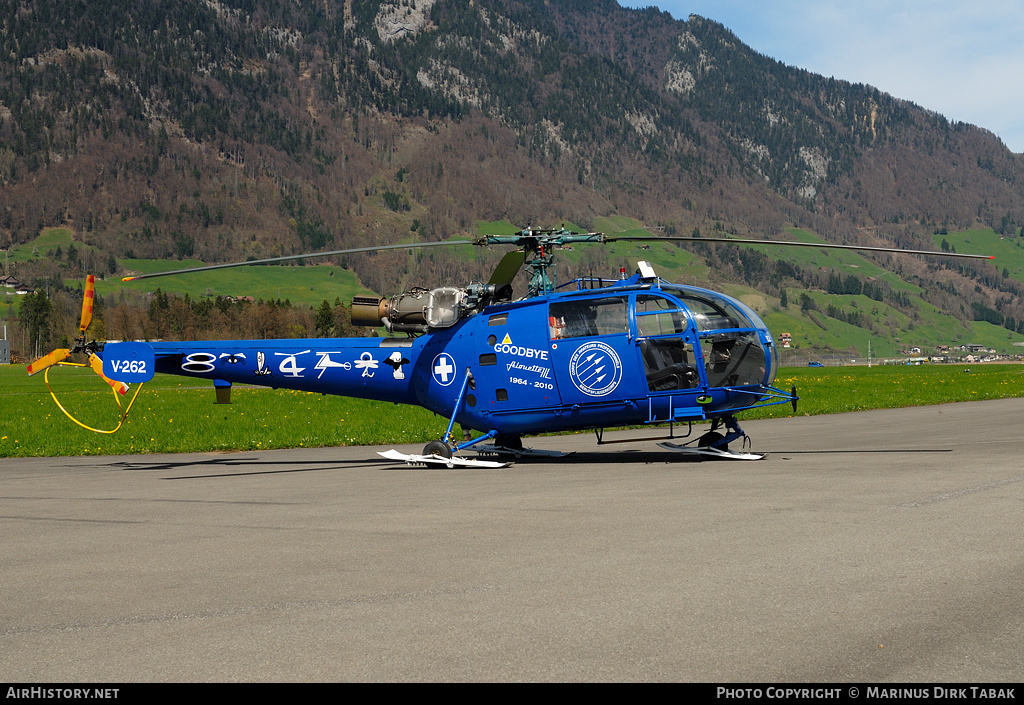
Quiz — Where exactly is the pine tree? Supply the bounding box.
[315,300,333,337]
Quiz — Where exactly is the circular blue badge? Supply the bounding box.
[568,341,622,396]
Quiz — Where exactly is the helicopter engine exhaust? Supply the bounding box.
[350,295,390,328]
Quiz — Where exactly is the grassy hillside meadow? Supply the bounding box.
[112,259,372,307]
[932,229,1024,279]
[4,228,376,309]
[731,228,1024,357]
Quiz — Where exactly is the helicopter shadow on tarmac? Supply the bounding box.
[85,456,388,480]
[79,442,956,481]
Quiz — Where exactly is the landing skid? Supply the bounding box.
[378,449,510,469]
[474,444,575,459]
[656,441,766,461]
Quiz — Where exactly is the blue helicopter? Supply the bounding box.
[28,228,993,463]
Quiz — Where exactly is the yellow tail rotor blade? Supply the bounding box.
[89,353,129,396]
[80,274,95,333]
[27,349,71,376]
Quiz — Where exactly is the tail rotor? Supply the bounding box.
[26,275,142,433]
[26,275,127,395]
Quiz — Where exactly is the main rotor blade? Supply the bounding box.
[79,274,95,333]
[605,235,995,260]
[488,250,527,287]
[27,348,71,376]
[121,240,474,282]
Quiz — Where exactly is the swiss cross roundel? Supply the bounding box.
[432,352,457,386]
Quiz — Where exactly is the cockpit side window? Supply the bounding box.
[549,296,628,339]
[634,295,698,391]
[635,294,688,337]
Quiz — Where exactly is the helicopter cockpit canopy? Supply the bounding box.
[543,281,776,398]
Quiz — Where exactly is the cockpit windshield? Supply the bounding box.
[678,293,753,332]
[672,290,770,389]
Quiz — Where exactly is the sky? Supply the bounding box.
[618,1,1024,153]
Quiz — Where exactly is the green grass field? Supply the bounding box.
[2,362,1022,458]
[745,363,1024,419]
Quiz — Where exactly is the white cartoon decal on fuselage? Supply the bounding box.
[315,351,352,379]
[275,350,310,378]
[385,352,409,380]
[355,352,378,378]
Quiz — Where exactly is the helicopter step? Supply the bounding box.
[378,449,510,469]
[656,441,766,461]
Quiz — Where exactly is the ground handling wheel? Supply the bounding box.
[422,440,452,459]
